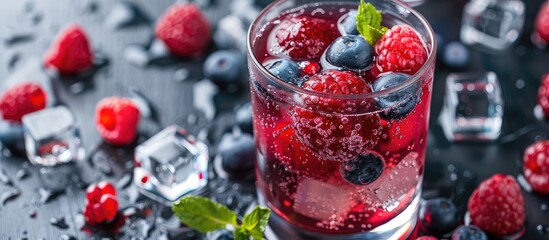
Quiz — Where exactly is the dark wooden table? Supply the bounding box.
[0,0,547,239]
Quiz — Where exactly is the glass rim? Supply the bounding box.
[246,0,437,100]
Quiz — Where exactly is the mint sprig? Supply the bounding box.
[356,0,388,45]
[173,196,271,240]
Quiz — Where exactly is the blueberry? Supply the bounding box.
[443,42,470,69]
[419,198,459,236]
[373,73,421,120]
[204,50,245,86]
[217,132,255,174]
[340,152,385,186]
[339,10,359,35]
[325,35,373,71]
[0,120,25,154]
[235,102,253,134]
[263,59,301,85]
[451,225,488,240]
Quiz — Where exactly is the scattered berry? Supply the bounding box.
[451,225,488,240]
[338,10,359,36]
[299,61,322,76]
[325,35,373,71]
[372,73,420,120]
[537,74,549,117]
[442,42,470,69]
[0,82,47,123]
[44,24,94,75]
[203,50,245,86]
[155,3,211,58]
[95,97,140,146]
[468,174,525,236]
[217,132,255,175]
[416,237,438,240]
[269,15,339,60]
[419,198,459,236]
[235,102,253,134]
[523,141,549,194]
[264,59,301,85]
[83,181,118,225]
[535,1,549,44]
[290,70,380,161]
[340,151,385,186]
[374,25,428,75]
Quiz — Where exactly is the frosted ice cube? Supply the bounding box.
[293,178,354,220]
[439,72,504,141]
[461,0,525,51]
[134,125,208,203]
[22,106,84,166]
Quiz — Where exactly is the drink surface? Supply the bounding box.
[250,1,432,234]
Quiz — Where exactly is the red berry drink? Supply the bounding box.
[247,0,436,239]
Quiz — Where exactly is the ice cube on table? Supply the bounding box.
[134,125,208,204]
[22,106,84,166]
[294,178,354,221]
[439,72,504,141]
[460,0,525,51]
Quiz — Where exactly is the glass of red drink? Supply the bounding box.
[247,0,436,239]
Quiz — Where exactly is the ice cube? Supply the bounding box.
[213,15,248,53]
[460,0,525,51]
[22,106,85,166]
[134,125,208,203]
[293,178,355,220]
[439,72,504,141]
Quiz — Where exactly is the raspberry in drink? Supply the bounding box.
[247,0,436,238]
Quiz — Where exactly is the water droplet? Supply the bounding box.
[39,187,65,204]
[1,188,21,205]
[16,168,30,180]
[50,217,69,229]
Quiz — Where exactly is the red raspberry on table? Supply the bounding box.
[467,174,525,237]
[83,181,119,225]
[155,3,211,58]
[374,25,428,75]
[44,24,94,75]
[269,15,340,61]
[0,82,47,123]
[538,74,549,117]
[523,141,549,194]
[290,70,381,161]
[535,1,549,44]
[95,97,140,146]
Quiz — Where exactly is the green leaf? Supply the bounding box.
[172,196,238,233]
[242,207,271,240]
[234,227,251,240]
[356,0,388,45]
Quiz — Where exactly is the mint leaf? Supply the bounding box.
[234,227,251,240]
[172,196,238,233]
[356,0,388,45]
[242,207,271,240]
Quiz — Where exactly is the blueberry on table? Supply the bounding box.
[340,151,385,186]
[0,120,25,154]
[419,198,459,236]
[203,50,245,86]
[373,73,420,120]
[263,59,301,85]
[443,42,470,69]
[325,35,373,71]
[451,225,488,240]
[217,132,255,174]
[235,102,253,134]
[338,10,359,35]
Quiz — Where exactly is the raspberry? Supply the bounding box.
[299,61,322,76]
[290,70,381,161]
[538,74,549,117]
[374,25,428,75]
[269,15,340,61]
[0,82,47,123]
[523,141,549,194]
[535,1,549,44]
[155,3,211,58]
[83,181,118,225]
[468,174,525,236]
[95,97,140,146]
[44,24,94,75]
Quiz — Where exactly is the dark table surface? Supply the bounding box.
[0,0,548,239]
